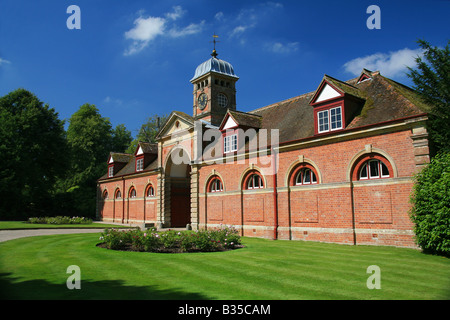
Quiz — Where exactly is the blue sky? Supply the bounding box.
[0,0,448,138]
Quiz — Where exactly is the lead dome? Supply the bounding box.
[191,51,239,82]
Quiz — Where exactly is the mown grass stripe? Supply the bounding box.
[1,234,449,300]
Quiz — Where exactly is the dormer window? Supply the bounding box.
[108,166,114,177]
[310,75,365,135]
[224,134,238,153]
[318,106,342,133]
[136,158,144,171]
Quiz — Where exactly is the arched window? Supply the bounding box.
[244,171,264,190]
[146,185,155,197]
[295,168,317,185]
[115,189,122,199]
[350,152,393,181]
[359,159,390,180]
[103,190,108,199]
[129,187,136,198]
[289,163,320,186]
[208,176,223,193]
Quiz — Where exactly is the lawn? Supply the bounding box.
[0,232,449,300]
[0,221,128,230]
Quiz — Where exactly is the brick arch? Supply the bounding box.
[114,188,122,199]
[347,147,398,181]
[128,185,137,198]
[204,171,225,193]
[144,183,156,197]
[285,157,322,187]
[241,167,266,190]
[163,145,192,177]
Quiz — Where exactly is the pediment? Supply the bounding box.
[156,111,194,140]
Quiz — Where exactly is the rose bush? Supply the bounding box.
[99,225,242,253]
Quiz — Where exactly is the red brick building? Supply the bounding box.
[97,49,430,248]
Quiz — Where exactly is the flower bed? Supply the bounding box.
[27,216,93,225]
[98,225,242,253]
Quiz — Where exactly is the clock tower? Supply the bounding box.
[190,39,239,126]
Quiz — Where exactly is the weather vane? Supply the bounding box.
[210,33,219,58]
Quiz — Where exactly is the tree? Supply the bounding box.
[126,114,168,154]
[0,89,67,219]
[407,39,450,155]
[410,152,450,256]
[112,124,133,153]
[65,104,113,187]
[59,104,115,217]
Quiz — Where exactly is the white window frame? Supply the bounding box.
[108,166,114,177]
[136,158,144,171]
[224,134,238,153]
[247,174,264,190]
[318,110,329,133]
[210,178,223,193]
[146,186,154,197]
[359,160,390,180]
[317,106,342,133]
[330,106,342,131]
[295,168,318,185]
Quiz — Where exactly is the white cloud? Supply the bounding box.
[343,48,423,78]
[0,57,11,66]
[267,41,299,54]
[124,15,166,55]
[124,7,203,56]
[230,25,249,38]
[103,96,123,106]
[165,6,185,21]
[214,12,224,21]
[169,21,205,38]
[228,1,283,39]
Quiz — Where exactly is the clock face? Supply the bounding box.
[217,93,228,108]
[198,93,207,110]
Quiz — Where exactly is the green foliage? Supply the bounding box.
[410,152,450,256]
[407,39,450,155]
[112,124,133,153]
[100,225,242,253]
[58,103,132,217]
[27,216,93,224]
[0,89,68,219]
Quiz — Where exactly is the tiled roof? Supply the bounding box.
[109,152,133,163]
[250,72,428,143]
[226,110,262,129]
[138,142,158,154]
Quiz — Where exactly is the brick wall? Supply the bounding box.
[98,124,427,248]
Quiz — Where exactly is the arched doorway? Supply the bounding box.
[165,147,191,227]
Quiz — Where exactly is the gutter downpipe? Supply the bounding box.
[122,176,125,224]
[272,147,278,240]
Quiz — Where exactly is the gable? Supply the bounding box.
[223,116,238,129]
[136,145,144,156]
[156,111,194,140]
[315,83,342,103]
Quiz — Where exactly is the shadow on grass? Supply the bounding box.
[0,273,210,300]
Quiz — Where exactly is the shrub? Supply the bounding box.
[27,216,93,224]
[100,228,132,251]
[410,152,450,256]
[99,225,242,253]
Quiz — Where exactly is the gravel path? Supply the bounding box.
[0,229,104,243]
